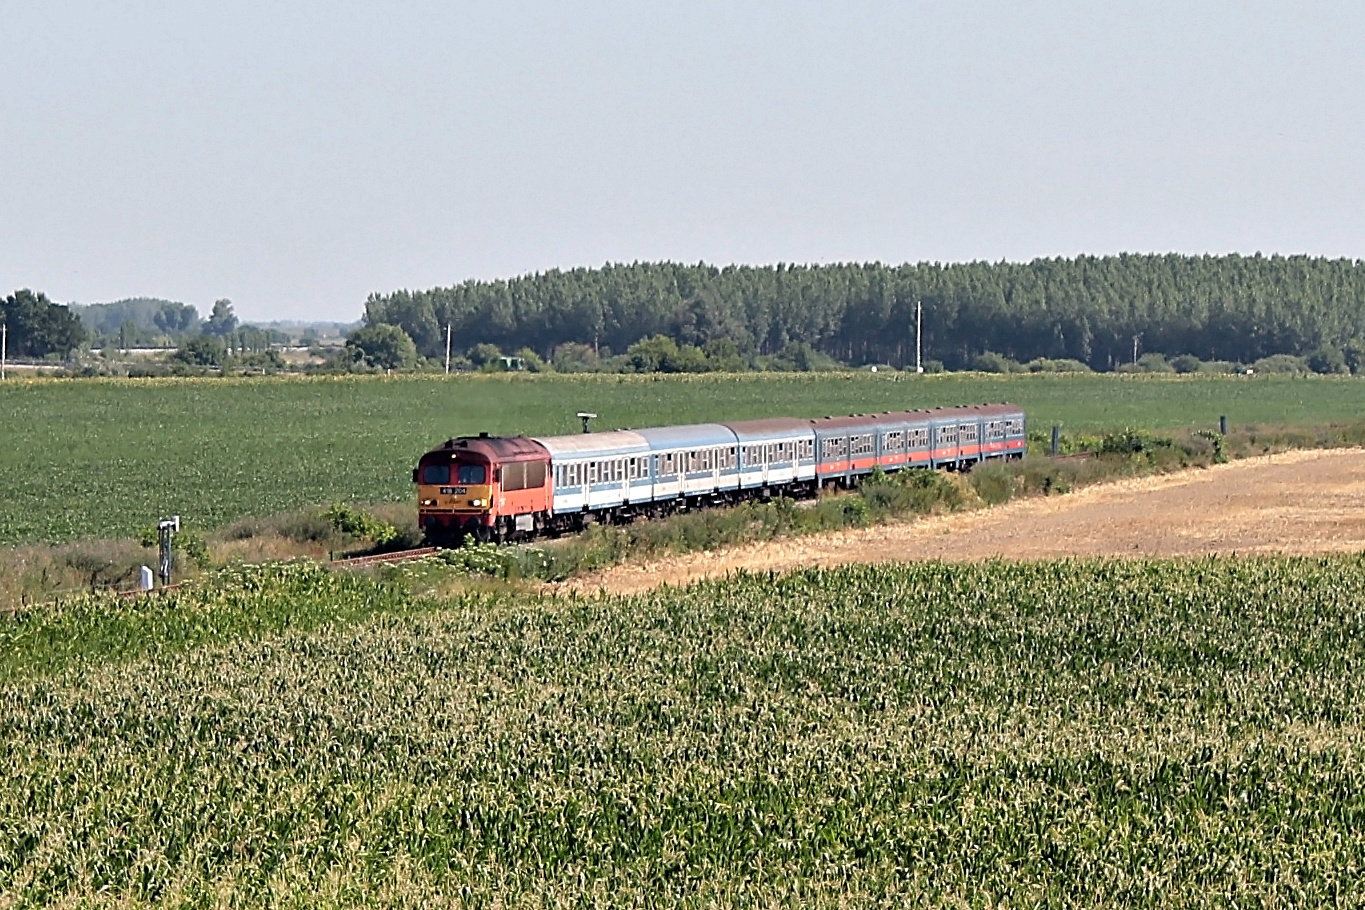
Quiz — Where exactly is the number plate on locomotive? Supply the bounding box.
[440,486,467,495]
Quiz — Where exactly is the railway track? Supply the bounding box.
[329,547,440,568]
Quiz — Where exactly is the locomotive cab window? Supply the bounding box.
[421,464,451,485]
[456,463,486,485]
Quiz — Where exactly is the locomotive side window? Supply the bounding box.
[421,464,451,485]
[501,461,546,492]
[456,463,487,485]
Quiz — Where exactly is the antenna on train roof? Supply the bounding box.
[577,412,597,434]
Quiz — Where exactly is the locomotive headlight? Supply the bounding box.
[421,498,437,506]
[471,499,486,507]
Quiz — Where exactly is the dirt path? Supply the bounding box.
[560,448,1365,595]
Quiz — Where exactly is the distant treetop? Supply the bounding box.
[363,254,1365,371]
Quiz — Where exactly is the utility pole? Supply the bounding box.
[444,324,452,374]
[157,516,180,586]
[1,323,6,380]
[915,300,924,373]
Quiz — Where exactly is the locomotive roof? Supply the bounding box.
[531,430,650,458]
[421,434,548,462]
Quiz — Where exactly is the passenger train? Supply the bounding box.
[414,403,1026,544]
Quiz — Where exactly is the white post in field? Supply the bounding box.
[1,323,7,380]
[445,324,452,374]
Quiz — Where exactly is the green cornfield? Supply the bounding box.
[2,555,1364,905]
[2,371,1364,544]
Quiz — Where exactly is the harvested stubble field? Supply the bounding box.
[570,447,1365,594]
[2,555,1365,906]
[1,371,1364,544]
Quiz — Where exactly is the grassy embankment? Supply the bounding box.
[2,555,1363,905]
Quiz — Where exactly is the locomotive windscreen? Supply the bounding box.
[456,464,487,484]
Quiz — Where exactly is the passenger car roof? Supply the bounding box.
[531,430,651,458]
[633,423,736,449]
[721,417,814,441]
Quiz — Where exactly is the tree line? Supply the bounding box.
[363,254,1365,370]
[1,291,297,365]
[1,290,85,358]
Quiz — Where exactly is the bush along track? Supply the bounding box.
[2,556,1365,904]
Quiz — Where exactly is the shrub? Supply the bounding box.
[1100,429,1177,455]
[1198,359,1245,374]
[1025,358,1093,373]
[440,540,517,576]
[551,342,600,373]
[345,324,420,370]
[1170,354,1203,373]
[171,336,226,367]
[324,504,398,546]
[971,351,1020,373]
[1308,346,1349,375]
[969,461,1015,505]
[1251,354,1309,374]
[1137,353,1175,372]
[137,526,212,569]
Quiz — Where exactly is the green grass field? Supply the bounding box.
[1,372,1363,544]
[4,556,1364,905]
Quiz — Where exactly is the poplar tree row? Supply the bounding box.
[364,254,1365,369]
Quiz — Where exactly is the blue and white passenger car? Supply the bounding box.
[634,423,741,502]
[537,430,652,515]
[722,418,817,493]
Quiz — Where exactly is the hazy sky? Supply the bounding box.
[3,1,1362,321]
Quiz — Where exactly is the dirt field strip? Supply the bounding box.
[560,448,1365,595]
